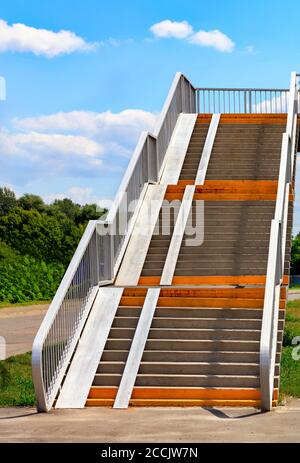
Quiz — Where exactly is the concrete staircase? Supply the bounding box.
[174,201,292,278]
[84,114,295,408]
[206,117,285,180]
[87,287,285,407]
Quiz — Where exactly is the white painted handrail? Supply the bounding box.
[195,113,220,185]
[32,72,196,412]
[260,72,299,411]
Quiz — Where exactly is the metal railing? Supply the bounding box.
[32,72,196,412]
[196,87,291,114]
[260,72,299,411]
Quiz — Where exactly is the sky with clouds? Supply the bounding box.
[0,0,300,231]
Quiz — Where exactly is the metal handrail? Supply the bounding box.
[260,72,299,411]
[195,87,290,114]
[32,72,196,412]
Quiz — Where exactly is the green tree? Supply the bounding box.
[50,198,81,221]
[0,185,108,304]
[0,187,17,215]
[291,234,300,274]
[0,241,65,303]
[75,203,106,224]
[18,194,45,212]
[0,207,83,265]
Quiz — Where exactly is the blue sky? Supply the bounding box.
[0,0,300,231]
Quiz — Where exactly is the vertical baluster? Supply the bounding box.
[255,91,258,114]
[49,328,53,392]
[43,346,47,401]
[280,91,283,113]
[57,308,61,372]
[53,319,57,384]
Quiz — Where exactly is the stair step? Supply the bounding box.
[92,372,264,388]
[143,328,264,341]
[112,316,268,330]
[101,350,130,362]
[86,383,279,406]
[128,374,264,388]
[112,307,277,319]
[101,349,281,363]
[133,362,262,376]
[105,338,275,352]
[151,307,268,319]
[97,362,125,374]
[172,269,267,276]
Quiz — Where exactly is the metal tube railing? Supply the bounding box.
[196,87,290,114]
[32,72,196,412]
[259,72,299,411]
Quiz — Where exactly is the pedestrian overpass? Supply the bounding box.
[32,72,299,412]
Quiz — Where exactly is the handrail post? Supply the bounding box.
[244,91,247,113]
[287,72,297,138]
[248,91,252,113]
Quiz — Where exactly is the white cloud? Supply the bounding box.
[150,19,235,53]
[0,130,103,158]
[253,93,289,113]
[189,29,235,52]
[0,108,157,192]
[0,75,6,100]
[150,19,193,39]
[14,109,156,135]
[0,19,97,57]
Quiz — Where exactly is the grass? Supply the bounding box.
[283,300,300,346]
[280,299,300,400]
[280,347,300,398]
[0,300,50,309]
[0,300,300,408]
[0,352,35,406]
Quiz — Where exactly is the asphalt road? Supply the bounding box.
[0,304,49,358]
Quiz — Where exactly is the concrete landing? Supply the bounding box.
[0,399,299,443]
